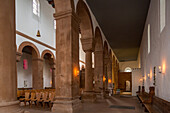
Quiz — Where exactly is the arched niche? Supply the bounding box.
[41,50,56,89]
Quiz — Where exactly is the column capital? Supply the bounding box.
[50,62,56,69]
[81,38,94,52]
[54,9,80,24]
[16,52,22,62]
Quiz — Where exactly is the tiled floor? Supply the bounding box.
[22,95,145,113]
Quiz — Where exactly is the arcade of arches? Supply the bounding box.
[0,0,170,113]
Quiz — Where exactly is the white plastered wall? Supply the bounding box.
[140,0,170,102]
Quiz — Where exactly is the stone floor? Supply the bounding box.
[22,95,145,113]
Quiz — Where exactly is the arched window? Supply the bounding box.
[160,0,166,32]
[148,24,151,54]
[124,67,132,72]
[33,0,40,16]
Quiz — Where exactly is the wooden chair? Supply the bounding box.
[30,92,36,108]
[35,92,42,108]
[49,92,55,109]
[42,92,55,109]
[41,92,48,109]
[19,91,30,106]
[17,90,21,100]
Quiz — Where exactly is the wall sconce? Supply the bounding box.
[159,66,162,73]
[139,78,143,82]
[74,68,79,77]
[108,79,112,84]
[77,70,79,76]
[103,76,106,82]
[148,74,150,78]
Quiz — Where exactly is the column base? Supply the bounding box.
[0,101,24,113]
[52,97,81,113]
[94,90,103,98]
[81,91,96,102]
[104,90,110,98]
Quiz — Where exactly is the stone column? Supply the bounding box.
[80,67,85,89]
[32,58,43,89]
[107,60,112,90]
[52,10,81,113]
[0,0,23,112]
[104,57,110,90]
[51,68,56,89]
[94,51,103,94]
[81,38,96,102]
[85,50,93,91]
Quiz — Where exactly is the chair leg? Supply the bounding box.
[43,102,45,109]
[49,103,52,110]
[29,101,30,106]
[24,101,26,106]
[30,101,32,108]
[37,101,39,108]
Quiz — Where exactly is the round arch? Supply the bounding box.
[124,67,132,72]
[18,41,40,58]
[104,41,109,57]
[76,0,94,39]
[108,49,112,60]
[94,27,103,52]
[41,50,56,62]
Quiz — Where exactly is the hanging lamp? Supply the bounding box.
[36,30,41,37]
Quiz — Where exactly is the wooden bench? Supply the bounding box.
[137,92,170,113]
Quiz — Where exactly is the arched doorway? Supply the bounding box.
[125,80,131,91]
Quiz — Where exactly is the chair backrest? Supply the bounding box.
[36,92,41,101]
[30,92,36,99]
[42,92,48,100]
[25,92,30,99]
[49,92,55,101]
[17,90,21,98]
[20,90,25,96]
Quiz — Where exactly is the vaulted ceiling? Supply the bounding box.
[86,0,150,62]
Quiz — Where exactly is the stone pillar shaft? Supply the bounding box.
[107,61,112,89]
[85,50,93,92]
[0,0,23,112]
[94,51,103,93]
[52,68,55,89]
[32,58,43,89]
[52,10,81,113]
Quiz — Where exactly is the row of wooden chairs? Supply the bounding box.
[19,89,55,109]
